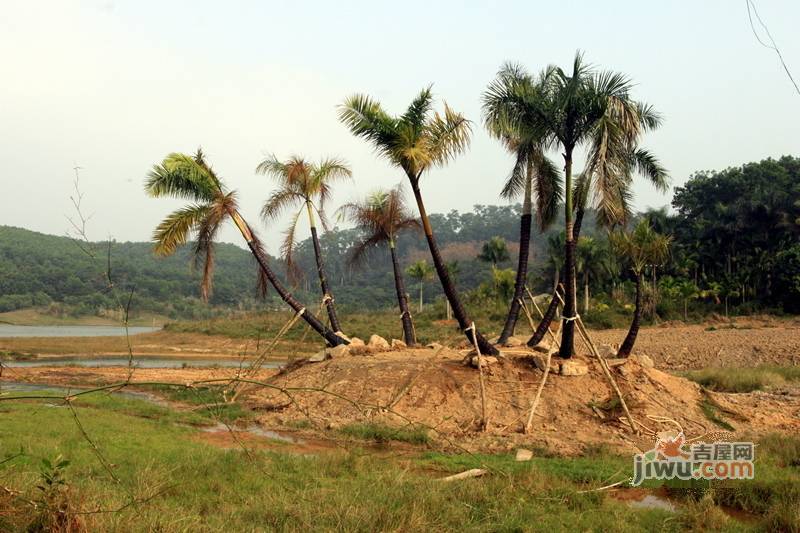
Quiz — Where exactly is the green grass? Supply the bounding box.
[699,398,737,431]
[682,365,800,393]
[0,398,681,532]
[2,394,799,531]
[340,422,431,445]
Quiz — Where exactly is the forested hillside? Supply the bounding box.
[1,156,798,321]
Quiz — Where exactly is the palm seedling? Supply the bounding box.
[406,260,434,314]
[146,149,347,347]
[338,186,420,345]
[339,87,499,355]
[256,155,351,333]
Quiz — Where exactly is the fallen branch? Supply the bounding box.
[438,468,488,482]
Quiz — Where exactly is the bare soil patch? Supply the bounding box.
[246,345,800,455]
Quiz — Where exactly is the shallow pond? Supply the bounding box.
[0,325,161,337]
[1,356,282,369]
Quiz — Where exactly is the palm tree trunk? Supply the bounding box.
[560,152,576,358]
[498,212,532,345]
[584,270,589,315]
[229,210,346,347]
[389,242,415,345]
[410,180,498,355]
[527,204,586,347]
[306,202,342,333]
[617,273,642,357]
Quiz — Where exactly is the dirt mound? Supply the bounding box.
[245,346,800,455]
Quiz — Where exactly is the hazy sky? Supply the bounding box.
[1,0,798,251]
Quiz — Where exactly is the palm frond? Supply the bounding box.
[280,207,305,283]
[261,189,305,221]
[152,203,212,256]
[630,148,669,192]
[427,103,472,170]
[145,153,221,202]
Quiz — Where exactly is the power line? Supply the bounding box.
[745,0,799,96]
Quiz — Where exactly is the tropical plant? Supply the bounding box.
[575,236,606,314]
[406,260,434,314]
[610,220,671,357]
[146,149,346,346]
[483,55,667,357]
[339,87,499,354]
[477,236,510,266]
[256,155,351,333]
[483,68,561,345]
[338,186,420,345]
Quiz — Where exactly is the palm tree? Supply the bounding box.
[478,236,510,267]
[483,56,667,357]
[339,87,499,355]
[256,155,351,333]
[444,261,460,320]
[483,71,561,345]
[406,260,434,314]
[338,186,420,345]
[576,236,605,315]
[146,149,347,347]
[610,220,671,357]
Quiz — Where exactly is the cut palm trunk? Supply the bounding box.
[499,212,532,345]
[389,242,416,345]
[229,211,346,347]
[617,273,642,357]
[411,182,498,355]
[307,204,342,332]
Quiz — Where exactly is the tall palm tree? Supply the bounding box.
[610,220,671,357]
[406,260,434,314]
[145,150,347,347]
[483,73,561,345]
[483,56,667,357]
[339,87,499,355]
[338,186,420,345]
[256,155,351,333]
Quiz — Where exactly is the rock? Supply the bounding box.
[531,339,553,354]
[349,337,365,347]
[488,336,500,344]
[328,344,350,358]
[391,339,407,350]
[469,355,499,368]
[597,343,616,358]
[559,360,589,376]
[605,358,628,367]
[368,334,390,350]
[504,336,523,347]
[632,354,655,368]
[515,448,533,462]
[617,364,632,378]
[334,331,351,343]
[309,349,328,363]
[426,342,443,350]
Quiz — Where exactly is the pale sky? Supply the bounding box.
[1,0,798,251]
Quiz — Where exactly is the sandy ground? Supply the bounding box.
[4,320,799,455]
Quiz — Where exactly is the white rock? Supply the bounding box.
[368,334,390,350]
[349,337,365,347]
[515,448,533,462]
[559,360,589,376]
[334,331,351,343]
[328,344,350,358]
[391,339,407,349]
[469,355,499,368]
[605,358,628,367]
[309,349,328,362]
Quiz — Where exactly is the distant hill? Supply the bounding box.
[0,204,578,319]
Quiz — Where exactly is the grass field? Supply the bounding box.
[1,392,799,531]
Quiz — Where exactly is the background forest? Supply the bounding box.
[1,156,798,323]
